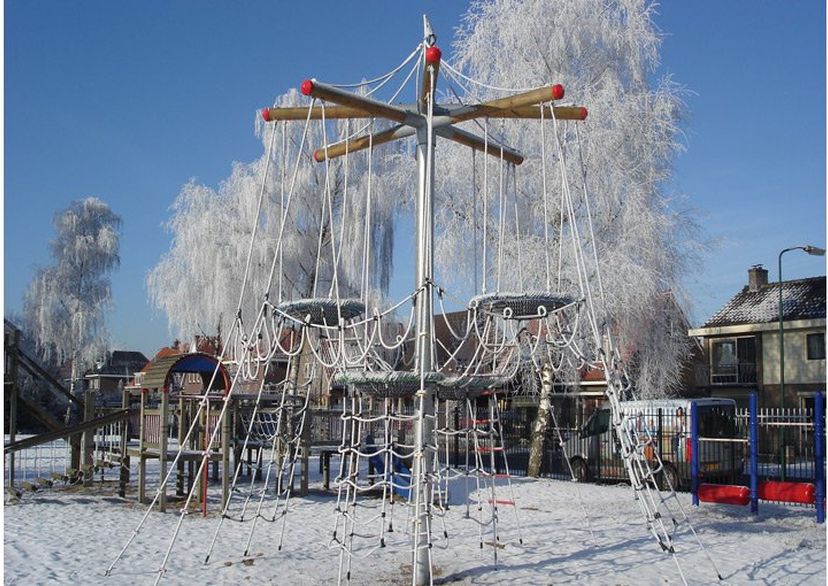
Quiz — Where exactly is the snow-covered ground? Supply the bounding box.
[4,451,826,586]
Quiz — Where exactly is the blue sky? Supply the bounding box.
[4,1,825,357]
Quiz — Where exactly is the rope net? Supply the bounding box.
[105,24,720,586]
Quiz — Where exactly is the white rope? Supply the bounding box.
[319,101,342,301]
[512,168,524,291]
[575,124,607,307]
[236,115,280,312]
[495,138,506,292]
[264,100,318,301]
[441,60,544,93]
[482,118,489,293]
[324,56,421,149]
[328,44,421,90]
[539,104,552,290]
[472,149,479,294]
[278,121,287,302]
[107,310,246,577]
[361,120,375,308]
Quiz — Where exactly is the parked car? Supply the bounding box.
[563,398,742,490]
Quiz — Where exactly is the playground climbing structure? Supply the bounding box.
[106,15,722,586]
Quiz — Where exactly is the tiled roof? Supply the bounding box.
[702,276,825,328]
[89,350,149,376]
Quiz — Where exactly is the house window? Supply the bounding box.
[807,333,825,360]
[710,336,756,384]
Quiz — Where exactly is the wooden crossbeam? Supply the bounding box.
[259,74,584,165]
[485,105,588,120]
[262,104,587,122]
[263,105,375,121]
[4,409,129,454]
[449,84,565,124]
[313,124,415,162]
[300,79,412,124]
[437,126,524,165]
[313,123,522,165]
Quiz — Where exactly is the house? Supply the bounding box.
[84,350,150,406]
[688,265,826,409]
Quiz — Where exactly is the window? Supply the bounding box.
[807,333,825,360]
[710,337,756,384]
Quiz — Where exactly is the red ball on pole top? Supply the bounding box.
[425,46,442,65]
[301,79,315,96]
[261,107,272,122]
[551,84,565,100]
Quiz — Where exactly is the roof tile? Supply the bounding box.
[703,276,825,328]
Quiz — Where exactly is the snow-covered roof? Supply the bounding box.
[702,276,826,328]
[87,350,149,377]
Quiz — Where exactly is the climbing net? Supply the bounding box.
[106,18,722,586]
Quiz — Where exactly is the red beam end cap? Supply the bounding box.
[261,107,272,122]
[313,149,324,163]
[579,107,588,120]
[301,79,315,96]
[551,84,565,100]
[425,46,442,65]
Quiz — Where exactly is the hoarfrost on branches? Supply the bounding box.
[148,89,399,342]
[23,197,122,380]
[432,0,700,397]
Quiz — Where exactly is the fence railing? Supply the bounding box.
[692,393,826,521]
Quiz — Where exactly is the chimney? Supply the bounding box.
[748,264,768,292]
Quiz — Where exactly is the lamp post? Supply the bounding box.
[778,244,825,481]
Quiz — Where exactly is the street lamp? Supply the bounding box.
[778,244,825,480]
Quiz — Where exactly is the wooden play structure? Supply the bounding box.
[126,350,318,513]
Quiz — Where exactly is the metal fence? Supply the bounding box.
[497,405,744,489]
[496,398,825,497]
[734,407,817,484]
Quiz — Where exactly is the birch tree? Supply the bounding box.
[23,197,122,395]
[434,0,697,399]
[148,88,399,343]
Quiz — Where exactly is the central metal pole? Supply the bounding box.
[412,122,435,586]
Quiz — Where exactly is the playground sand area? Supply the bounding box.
[4,472,826,585]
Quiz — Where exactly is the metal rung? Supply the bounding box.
[477,446,504,453]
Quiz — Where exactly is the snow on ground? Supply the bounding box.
[4,454,826,586]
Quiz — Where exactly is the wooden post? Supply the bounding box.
[198,402,207,513]
[221,396,231,509]
[177,396,185,496]
[159,389,169,512]
[82,389,96,486]
[187,400,195,495]
[69,359,81,474]
[6,327,20,489]
[300,411,310,496]
[118,388,130,498]
[322,451,331,491]
[138,390,147,504]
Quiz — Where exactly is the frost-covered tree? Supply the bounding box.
[434,0,697,398]
[23,197,121,394]
[148,89,398,342]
